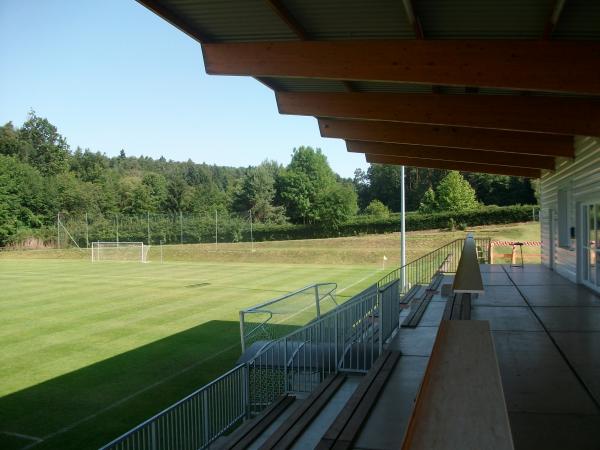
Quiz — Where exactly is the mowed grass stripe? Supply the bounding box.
[0,259,379,450]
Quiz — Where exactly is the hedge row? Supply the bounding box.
[247,205,537,242]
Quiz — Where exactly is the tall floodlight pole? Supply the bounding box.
[401,166,407,289]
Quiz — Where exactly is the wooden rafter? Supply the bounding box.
[347,141,555,170]
[318,118,574,157]
[265,0,309,40]
[202,40,600,95]
[365,154,541,178]
[543,0,568,39]
[263,0,353,92]
[276,92,600,136]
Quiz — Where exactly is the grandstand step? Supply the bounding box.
[317,350,401,450]
[399,285,424,305]
[402,292,434,328]
[212,394,296,450]
[258,374,347,449]
[442,293,472,321]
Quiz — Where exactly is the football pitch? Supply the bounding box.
[0,258,382,450]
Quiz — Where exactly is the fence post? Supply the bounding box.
[378,289,384,357]
[57,213,60,248]
[151,421,157,450]
[283,337,288,392]
[334,311,339,371]
[239,311,246,353]
[242,364,250,419]
[180,211,183,244]
[202,390,210,445]
[85,212,89,248]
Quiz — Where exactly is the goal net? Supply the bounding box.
[91,242,149,263]
[239,282,338,352]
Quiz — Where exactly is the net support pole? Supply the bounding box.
[147,211,151,245]
[215,210,218,250]
[85,212,89,248]
[249,209,254,252]
[400,165,406,289]
[57,213,60,249]
[179,211,183,244]
[116,214,119,244]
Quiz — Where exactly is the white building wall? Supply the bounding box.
[540,136,600,282]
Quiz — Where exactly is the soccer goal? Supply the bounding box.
[91,242,150,263]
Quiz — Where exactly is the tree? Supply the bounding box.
[364,199,390,217]
[18,111,69,176]
[419,188,438,213]
[233,164,286,223]
[277,146,338,224]
[315,183,358,230]
[433,171,479,212]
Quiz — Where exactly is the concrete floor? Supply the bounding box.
[355,265,600,450]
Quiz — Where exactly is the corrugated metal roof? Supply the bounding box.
[263,77,347,92]
[553,0,600,40]
[160,0,296,42]
[281,0,415,39]
[413,0,552,39]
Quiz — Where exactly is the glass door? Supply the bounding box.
[581,203,600,291]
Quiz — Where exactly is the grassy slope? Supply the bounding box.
[1,221,541,265]
[0,221,540,449]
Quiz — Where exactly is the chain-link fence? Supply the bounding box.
[56,211,255,248]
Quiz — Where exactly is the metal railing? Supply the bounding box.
[100,364,247,450]
[239,282,337,352]
[376,237,490,295]
[100,237,490,450]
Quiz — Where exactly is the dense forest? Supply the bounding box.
[0,111,537,246]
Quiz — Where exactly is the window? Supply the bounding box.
[558,188,570,248]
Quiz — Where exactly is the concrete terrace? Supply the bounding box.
[353,264,600,450]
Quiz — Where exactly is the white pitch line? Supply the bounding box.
[337,269,381,294]
[0,430,43,442]
[29,341,240,447]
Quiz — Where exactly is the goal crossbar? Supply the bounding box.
[91,242,149,263]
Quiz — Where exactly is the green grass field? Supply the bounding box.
[0,221,540,450]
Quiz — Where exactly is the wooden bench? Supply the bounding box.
[317,350,401,450]
[213,394,296,450]
[401,320,514,450]
[442,292,472,320]
[401,291,434,328]
[258,374,346,449]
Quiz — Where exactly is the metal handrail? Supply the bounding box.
[100,237,491,450]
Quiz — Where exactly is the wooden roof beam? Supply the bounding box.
[276,92,600,136]
[347,141,555,170]
[319,119,574,157]
[202,40,600,95]
[365,154,541,178]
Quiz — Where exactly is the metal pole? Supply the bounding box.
[57,213,60,249]
[249,209,254,252]
[85,212,89,248]
[401,166,407,288]
[147,211,151,245]
[179,211,183,244]
[116,214,119,244]
[215,210,218,250]
[160,240,163,264]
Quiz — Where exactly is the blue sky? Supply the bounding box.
[0,0,367,178]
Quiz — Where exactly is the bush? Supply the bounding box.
[245,205,537,241]
[364,199,390,217]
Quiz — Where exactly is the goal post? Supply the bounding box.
[91,242,149,263]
